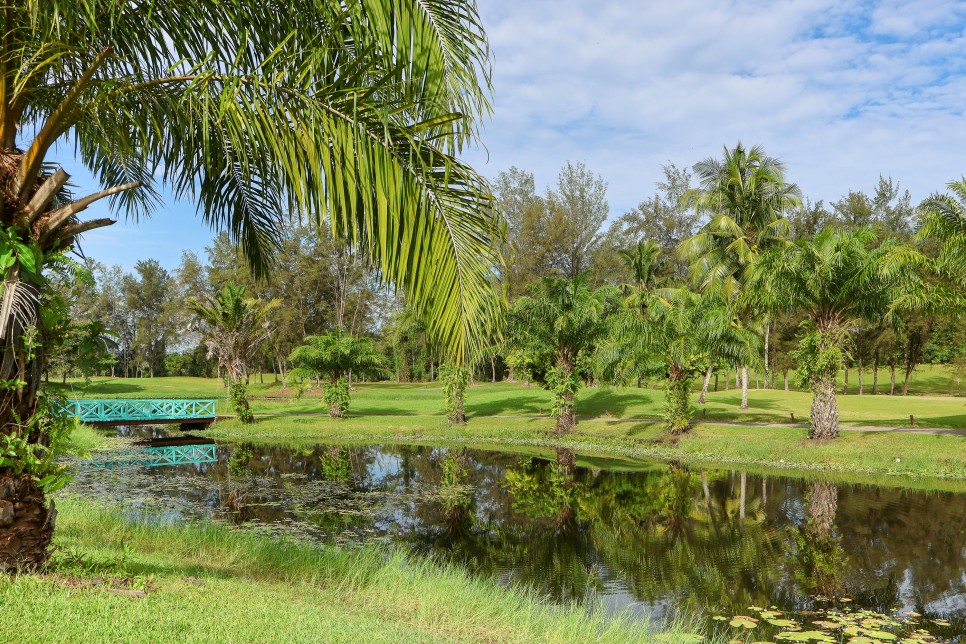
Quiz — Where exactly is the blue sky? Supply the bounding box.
[57,0,966,272]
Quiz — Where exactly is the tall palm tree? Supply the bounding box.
[0,1,500,570]
[751,228,927,439]
[507,275,620,433]
[289,329,386,418]
[680,143,801,410]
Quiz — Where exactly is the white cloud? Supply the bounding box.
[466,0,966,217]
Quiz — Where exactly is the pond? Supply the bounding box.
[65,426,966,642]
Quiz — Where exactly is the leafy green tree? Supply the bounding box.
[0,0,499,568]
[605,162,698,281]
[546,162,610,282]
[493,167,555,299]
[122,260,176,378]
[289,329,386,418]
[507,276,620,433]
[681,142,801,409]
[752,228,925,439]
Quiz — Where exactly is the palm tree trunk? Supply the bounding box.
[698,365,714,405]
[740,364,749,410]
[555,392,576,434]
[724,368,729,391]
[0,289,54,570]
[490,356,496,383]
[809,376,839,439]
[890,358,896,395]
[783,368,789,391]
[842,360,849,395]
[857,353,863,395]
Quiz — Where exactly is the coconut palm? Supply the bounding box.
[507,275,621,433]
[289,329,386,418]
[917,179,966,288]
[617,239,663,308]
[751,227,927,439]
[680,143,801,410]
[0,1,500,570]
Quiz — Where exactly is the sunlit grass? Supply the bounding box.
[0,500,710,643]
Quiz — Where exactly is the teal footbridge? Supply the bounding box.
[54,399,217,427]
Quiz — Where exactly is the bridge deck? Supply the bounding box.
[54,399,217,426]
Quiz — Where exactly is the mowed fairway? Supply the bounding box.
[47,366,966,429]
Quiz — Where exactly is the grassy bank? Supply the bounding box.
[0,500,697,643]
[47,376,966,429]
[205,415,966,491]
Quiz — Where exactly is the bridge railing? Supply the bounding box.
[53,399,217,424]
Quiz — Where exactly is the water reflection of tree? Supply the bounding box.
[794,481,846,598]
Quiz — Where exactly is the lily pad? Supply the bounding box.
[775,631,835,642]
[767,619,797,628]
[730,615,759,629]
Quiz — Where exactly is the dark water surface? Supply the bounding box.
[66,426,966,640]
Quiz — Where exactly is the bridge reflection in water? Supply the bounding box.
[80,436,218,470]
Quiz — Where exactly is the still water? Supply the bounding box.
[67,426,966,640]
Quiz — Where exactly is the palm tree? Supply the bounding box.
[680,143,801,410]
[751,228,926,439]
[599,288,750,433]
[507,275,621,433]
[918,179,966,288]
[289,329,386,418]
[0,1,500,570]
[617,239,663,307]
[187,283,279,423]
[187,284,279,385]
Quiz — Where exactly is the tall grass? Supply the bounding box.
[0,500,714,643]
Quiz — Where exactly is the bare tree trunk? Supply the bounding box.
[902,362,914,395]
[698,365,714,405]
[490,356,496,383]
[890,358,896,395]
[740,364,749,410]
[872,352,879,395]
[857,353,863,395]
[763,322,770,389]
[784,368,789,391]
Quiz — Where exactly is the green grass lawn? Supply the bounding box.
[0,500,700,643]
[48,374,965,487]
[47,372,966,429]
